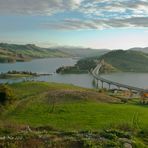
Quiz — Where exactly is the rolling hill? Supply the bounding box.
[58,46,109,57]
[100,50,148,72]
[0,43,70,63]
[0,43,109,63]
[57,50,148,73]
[130,47,148,53]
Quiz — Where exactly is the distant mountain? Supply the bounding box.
[57,47,109,57]
[0,43,109,63]
[129,47,148,53]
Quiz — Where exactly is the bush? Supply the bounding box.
[105,140,119,147]
[105,129,131,139]
[100,131,117,140]
[0,85,15,105]
[98,88,107,93]
[138,129,148,139]
[120,98,128,103]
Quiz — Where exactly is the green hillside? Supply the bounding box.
[0,43,109,63]
[101,50,148,72]
[130,47,148,53]
[0,82,148,147]
[57,50,148,74]
[0,43,70,63]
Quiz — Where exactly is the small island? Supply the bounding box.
[0,71,38,79]
[0,71,52,79]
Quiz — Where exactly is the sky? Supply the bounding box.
[0,0,148,49]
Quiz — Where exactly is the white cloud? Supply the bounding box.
[79,0,148,19]
[0,0,148,18]
[0,0,148,20]
[1,0,148,30]
[0,0,81,15]
[43,17,148,30]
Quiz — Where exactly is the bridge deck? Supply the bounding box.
[92,63,148,92]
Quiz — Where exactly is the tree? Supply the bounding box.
[0,85,15,105]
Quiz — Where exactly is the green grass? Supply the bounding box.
[0,82,148,147]
[4,102,148,131]
[0,82,147,132]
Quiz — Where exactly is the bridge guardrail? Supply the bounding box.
[92,63,148,92]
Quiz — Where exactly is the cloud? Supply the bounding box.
[79,0,148,19]
[0,0,81,15]
[0,0,148,18]
[43,17,148,30]
[43,19,101,30]
[1,0,148,30]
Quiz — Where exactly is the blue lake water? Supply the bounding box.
[0,58,147,89]
[0,58,94,88]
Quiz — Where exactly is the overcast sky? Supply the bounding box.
[0,0,148,49]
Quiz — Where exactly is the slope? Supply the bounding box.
[0,82,148,147]
[0,43,110,63]
[100,50,148,72]
[57,50,148,73]
[0,43,70,63]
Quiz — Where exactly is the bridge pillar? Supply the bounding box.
[92,78,98,88]
[96,79,99,88]
[108,83,111,89]
[101,81,104,89]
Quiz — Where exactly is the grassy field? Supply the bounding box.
[4,102,148,130]
[0,82,148,147]
[1,82,147,130]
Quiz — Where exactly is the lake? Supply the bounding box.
[0,58,147,89]
[0,58,94,88]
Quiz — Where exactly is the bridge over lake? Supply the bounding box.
[91,60,148,93]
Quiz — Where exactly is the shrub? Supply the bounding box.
[105,140,119,147]
[100,131,117,140]
[120,98,128,103]
[138,129,148,139]
[0,85,15,105]
[105,129,131,139]
[98,88,107,93]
